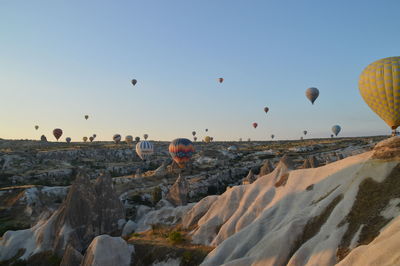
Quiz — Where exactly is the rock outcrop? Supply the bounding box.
[242,169,256,185]
[165,175,189,206]
[60,245,83,266]
[0,171,125,261]
[259,159,274,176]
[302,155,320,169]
[81,235,133,266]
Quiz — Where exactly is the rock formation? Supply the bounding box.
[165,174,189,206]
[259,159,274,176]
[60,244,83,266]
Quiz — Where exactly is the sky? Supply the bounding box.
[1,0,400,141]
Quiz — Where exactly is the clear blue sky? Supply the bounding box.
[1,0,399,141]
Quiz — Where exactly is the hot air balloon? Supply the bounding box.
[218,78,224,83]
[247,138,251,142]
[239,138,242,142]
[135,136,140,142]
[303,130,307,136]
[143,134,149,140]
[89,136,94,142]
[113,134,121,144]
[192,131,196,136]
[84,115,89,120]
[41,135,47,142]
[205,128,208,132]
[210,137,214,141]
[332,125,341,136]
[252,122,258,129]
[125,135,133,144]
[204,136,211,143]
[66,137,71,143]
[169,138,195,168]
[264,107,269,114]
[35,125,39,130]
[271,134,275,139]
[53,128,63,141]
[93,134,97,138]
[83,136,88,142]
[359,57,400,136]
[131,79,137,86]
[306,87,319,104]
[330,134,334,138]
[194,136,197,141]
[136,140,154,160]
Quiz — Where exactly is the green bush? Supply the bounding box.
[168,231,184,244]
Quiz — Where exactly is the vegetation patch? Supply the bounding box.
[337,163,400,261]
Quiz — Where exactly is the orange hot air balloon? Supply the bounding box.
[169,138,195,168]
[252,122,258,129]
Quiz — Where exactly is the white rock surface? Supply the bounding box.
[81,235,133,266]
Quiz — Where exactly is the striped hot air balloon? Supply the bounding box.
[169,138,195,168]
[53,128,63,141]
[136,140,154,160]
[359,56,400,136]
[113,134,121,144]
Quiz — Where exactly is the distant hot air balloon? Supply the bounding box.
[135,136,140,142]
[252,122,258,129]
[84,115,89,120]
[169,138,194,168]
[66,137,71,143]
[305,87,319,104]
[131,79,137,86]
[125,135,133,144]
[89,136,94,142]
[264,107,269,114]
[239,138,242,142]
[93,134,97,138]
[35,125,39,130]
[271,134,275,139]
[359,57,400,136]
[143,134,149,140]
[303,130,308,136]
[41,135,47,142]
[332,125,341,136]
[247,138,251,142]
[53,128,63,141]
[194,136,197,141]
[83,136,88,142]
[205,128,208,132]
[218,78,224,83]
[192,131,196,136]
[210,137,214,141]
[113,134,121,144]
[330,134,334,138]
[204,136,211,143]
[136,140,154,160]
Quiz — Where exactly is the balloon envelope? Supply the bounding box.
[84,115,89,120]
[53,128,63,140]
[264,107,269,113]
[135,136,140,142]
[359,56,400,131]
[332,125,341,136]
[192,131,196,136]
[303,130,307,135]
[136,140,154,160]
[204,136,211,143]
[83,137,88,142]
[169,138,194,168]
[35,125,39,130]
[125,135,133,143]
[131,79,137,86]
[113,134,121,143]
[218,78,224,83]
[66,137,71,143]
[305,87,319,104]
[252,122,258,128]
[143,134,148,140]
[271,134,275,139]
[89,136,94,142]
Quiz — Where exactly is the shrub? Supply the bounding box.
[168,231,184,244]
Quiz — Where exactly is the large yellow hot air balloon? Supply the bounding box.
[359,57,400,136]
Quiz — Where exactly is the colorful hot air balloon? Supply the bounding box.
[271,134,275,139]
[135,136,140,142]
[218,78,224,83]
[264,107,269,114]
[113,134,121,144]
[192,131,196,136]
[143,134,149,140]
[35,125,39,130]
[359,57,400,136]
[332,125,341,136]
[136,140,154,160]
[125,135,133,144]
[204,136,211,143]
[169,138,194,168]
[53,128,63,141]
[84,115,89,120]
[303,130,307,135]
[306,87,319,104]
[66,137,71,143]
[89,136,94,142]
[252,122,258,129]
[83,136,88,142]
[131,79,137,86]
